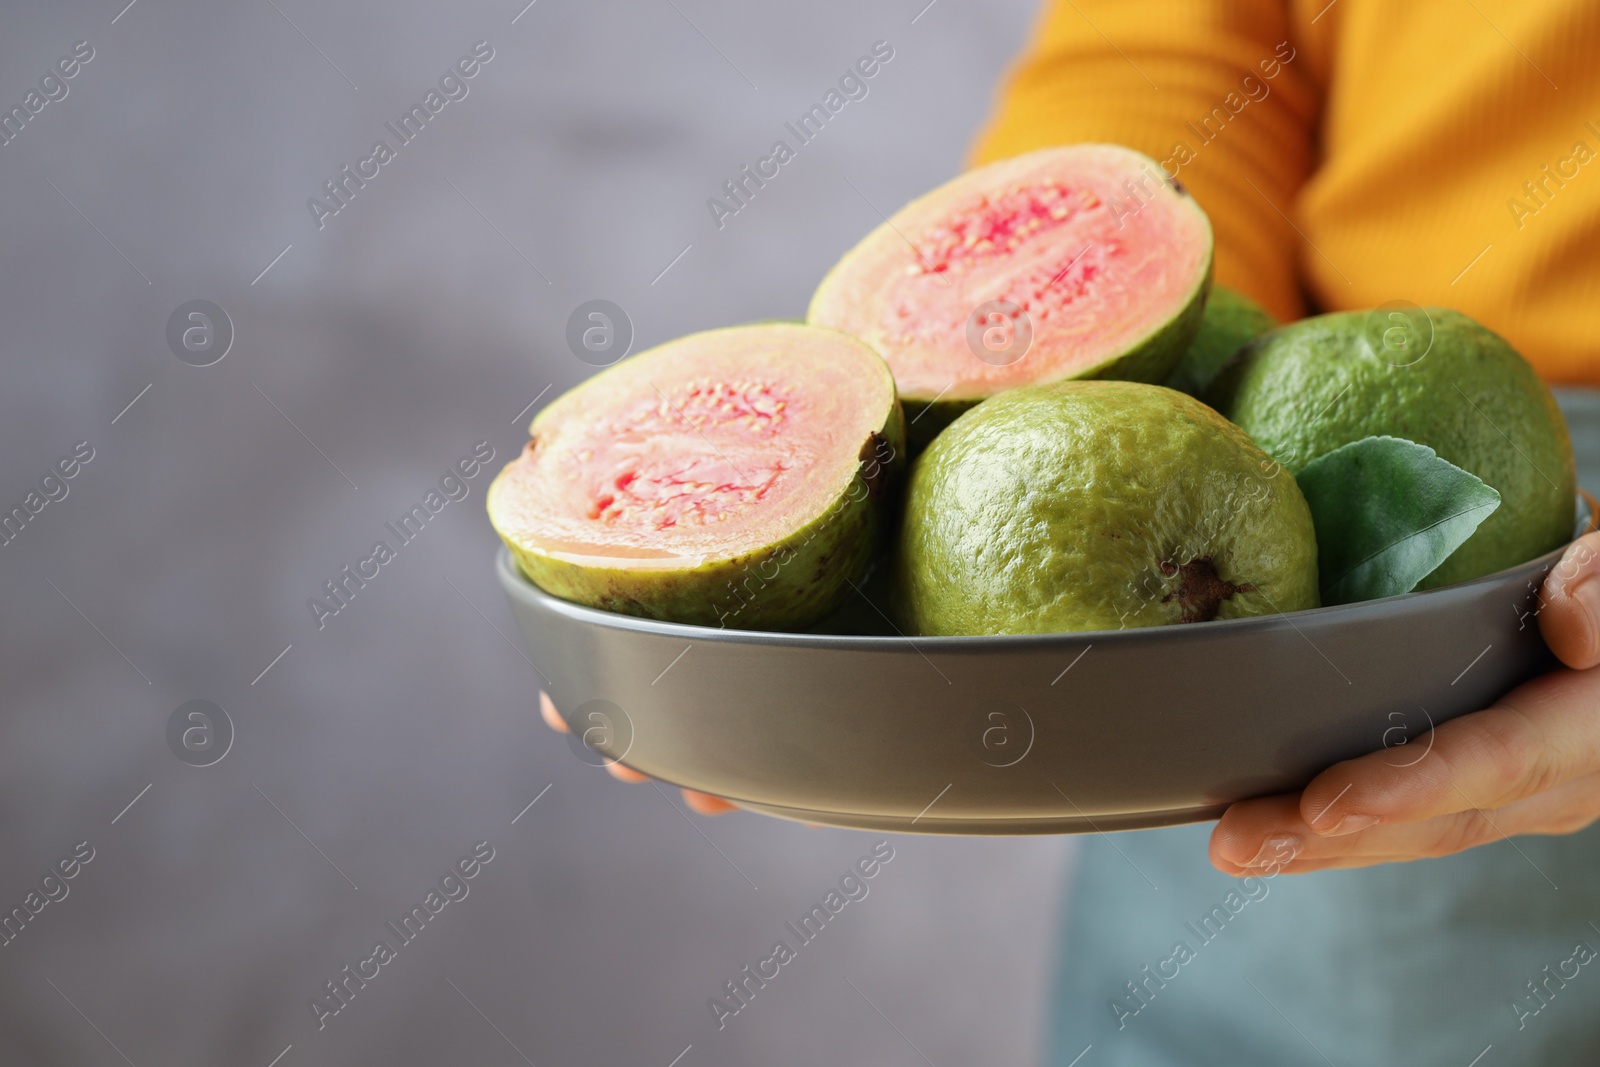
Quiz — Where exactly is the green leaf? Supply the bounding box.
[1296,436,1501,605]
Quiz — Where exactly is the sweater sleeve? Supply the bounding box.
[970,0,1320,322]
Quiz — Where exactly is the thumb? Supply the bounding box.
[1538,527,1600,669]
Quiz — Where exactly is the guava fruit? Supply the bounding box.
[1163,286,1277,396]
[488,322,904,630]
[1209,308,1575,589]
[895,380,1319,635]
[808,144,1213,448]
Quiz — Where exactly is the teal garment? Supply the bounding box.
[1049,388,1600,1065]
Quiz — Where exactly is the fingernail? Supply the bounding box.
[538,691,569,733]
[1326,813,1379,836]
[1245,833,1301,868]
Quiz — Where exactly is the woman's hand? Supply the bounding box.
[539,692,738,815]
[1212,529,1600,876]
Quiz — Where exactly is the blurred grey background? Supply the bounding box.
[0,1,1078,1064]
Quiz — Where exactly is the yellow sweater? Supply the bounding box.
[972,0,1600,383]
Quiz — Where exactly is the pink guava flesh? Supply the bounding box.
[580,379,792,530]
[809,145,1212,405]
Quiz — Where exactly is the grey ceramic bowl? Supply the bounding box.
[498,504,1587,835]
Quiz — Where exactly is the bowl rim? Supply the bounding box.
[498,534,1578,655]
[502,492,1592,650]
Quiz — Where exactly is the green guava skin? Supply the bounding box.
[901,269,1212,452]
[1163,286,1277,397]
[895,380,1320,635]
[495,402,904,631]
[1209,309,1575,589]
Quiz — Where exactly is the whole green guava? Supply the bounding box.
[895,380,1320,635]
[1209,308,1575,588]
[1164,286,1277,397]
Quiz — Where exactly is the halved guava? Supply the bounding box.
[809,144,1213,447]
[488,323,904,630]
